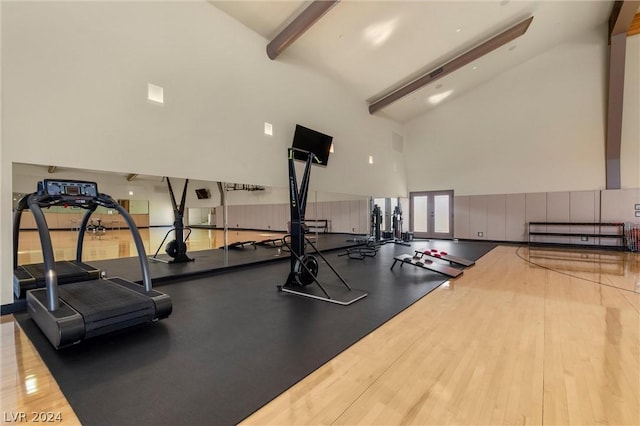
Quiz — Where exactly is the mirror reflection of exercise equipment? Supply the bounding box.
[150,177,194,264]
[86,218,106,235]
[15,179,172,349]
[278,125,367,305]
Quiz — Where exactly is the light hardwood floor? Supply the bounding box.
[2,240,639,425]
[15,227,285,265]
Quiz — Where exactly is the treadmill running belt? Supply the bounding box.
[59,280,155,324]
[15,261,101,298]
[21,261,98,284]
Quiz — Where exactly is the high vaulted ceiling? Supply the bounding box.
[210,0,617,123]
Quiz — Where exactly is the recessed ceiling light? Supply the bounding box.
[129,191,134,196]
[264,122,273,136]
[363,18,398,47]
[330,143,334,153]
[368,155,374,164]
[472,66,477,70]
[456,28,461,33]
[427,90,453,105]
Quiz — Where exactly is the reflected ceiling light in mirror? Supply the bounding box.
[363,18,398,47]
[147,83,164,104]
[427,89,453,105]
[264,122,273,136]
[25,374,38,395]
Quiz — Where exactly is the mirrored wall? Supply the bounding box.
[12,162,379,266]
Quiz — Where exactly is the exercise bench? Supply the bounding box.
[391,254,463,278]
[414,249,475,267]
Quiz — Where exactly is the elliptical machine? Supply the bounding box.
[150,177,194,264]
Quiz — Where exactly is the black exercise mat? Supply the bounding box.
[15,240,496,426]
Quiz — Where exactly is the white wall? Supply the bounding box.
[1,1,408,305]
[1,1,405,195]
[404,26,619,195]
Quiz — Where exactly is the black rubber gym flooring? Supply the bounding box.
[15,239,496,426]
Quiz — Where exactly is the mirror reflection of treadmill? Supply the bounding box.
[15,179,171,349]
[14,180,102,299]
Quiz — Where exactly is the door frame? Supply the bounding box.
[409,190,454,239]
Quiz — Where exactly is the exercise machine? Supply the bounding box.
[372,204,382,242]
[371,202,410,246]
[278,148,367,305]
[221,241,256,250]
[391,205,412,245]
[19,179,172,349]
[391,253,463,278]
[150,177,194,264]
[86,218,107,234]
[13,196,101,299]
[386,205,411,246]
[338,237,379,260]
[414,248,475,267]
[256,237,285,248]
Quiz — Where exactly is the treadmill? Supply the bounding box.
[13,188,103,299]
[19,179,172,349]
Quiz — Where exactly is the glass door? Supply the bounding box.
[410,190,453,239]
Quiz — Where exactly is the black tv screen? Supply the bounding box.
[291,124,333,166]
[195,188,210,199]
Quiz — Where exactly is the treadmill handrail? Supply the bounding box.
[27,196,60,311]
[96,194,153,292]
[76,206,97,262]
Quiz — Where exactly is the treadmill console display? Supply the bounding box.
[43,180,98,198]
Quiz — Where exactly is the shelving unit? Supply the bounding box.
[528,222,625,249]
[303,219,329,233]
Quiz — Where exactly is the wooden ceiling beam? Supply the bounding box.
[627,12,640,36]
[266,0,340,60]
[368,16,534,115]
[609,1,639,39]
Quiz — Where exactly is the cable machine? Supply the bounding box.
[370,200,411,247]
[278,148,367,305]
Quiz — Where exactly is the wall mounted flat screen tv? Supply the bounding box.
[291,124,333,167]
[195,188,210,199]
